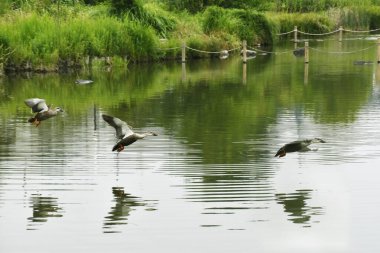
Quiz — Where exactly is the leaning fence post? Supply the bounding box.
[377,38,380,64]
[182,41,186,63]
[339,26,343,42]
[304,41,309,64]
[294,26,298,43]
[242,40,247,63]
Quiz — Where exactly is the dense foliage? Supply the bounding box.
[1,0,380,73]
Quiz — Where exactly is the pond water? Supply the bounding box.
[1,36,380,252]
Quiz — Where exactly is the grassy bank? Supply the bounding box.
[0,3,278,73]
[1,1,380,74]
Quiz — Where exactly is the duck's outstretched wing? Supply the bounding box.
[24,98,49,113]
[102,114,133,139]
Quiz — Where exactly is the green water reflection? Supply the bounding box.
[1,39,375,165]
[1,38,380,252]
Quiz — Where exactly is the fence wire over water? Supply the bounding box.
[158,26,380,61]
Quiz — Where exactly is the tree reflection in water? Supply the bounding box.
[27,194,63,230]
[103,187,156,233]
[275,189,323,227]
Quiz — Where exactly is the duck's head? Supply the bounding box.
[275,147,286,158]
[55,107,64,113]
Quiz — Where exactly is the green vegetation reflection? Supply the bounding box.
[0,41,374,163]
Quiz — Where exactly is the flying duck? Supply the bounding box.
[275,138,326,158]
[24,98,64,127]
[102,114,158,152]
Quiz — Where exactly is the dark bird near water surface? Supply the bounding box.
[275,138,326,158]
[24,98,64,127]
[102,114,158,152]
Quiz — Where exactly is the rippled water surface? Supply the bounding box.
[2,38,380,252]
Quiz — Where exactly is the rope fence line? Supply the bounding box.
[298,29,339,36]
[247,45,294,55]
[309,45,376,54]
[344,27,380,33]
[158,38,380,64]
[277,26,380,36]
[158,46,182,51]
[158,45,240,54]
[277,30,294,36]
[186,46,241,54]
[226,46,241,52]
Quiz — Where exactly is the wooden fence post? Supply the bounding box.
[182,41,186,63]
[242,40,247,63]
[304,41,309,64]
[294,26,298,43]
[377,38,380,64]
[339,26,343,42]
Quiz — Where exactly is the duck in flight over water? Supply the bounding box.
[275,138,326,158]
[24,98,64,127]
[102,114,158,152]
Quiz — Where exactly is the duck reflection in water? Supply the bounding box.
[103,187,147,233]
[27,194,63,230]
[275,138,326,158]
[275,190,323,226]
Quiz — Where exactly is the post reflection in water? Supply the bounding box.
[181,62,186,82]
[27,194,63,230]
[275,190,323,227]
[242,63,247,84]
[304,63,309,85]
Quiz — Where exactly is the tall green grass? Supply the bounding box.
[202,6,276,45]
[2,0,380,72]
[275,0,380,12]
[0,4,162,71]
[270,5,380,32]
[269,12,333,34]
[127,2,178,38]
[327,6,380,30]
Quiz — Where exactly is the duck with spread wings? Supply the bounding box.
[275,138,326,158]
[102,114,158,152]
[24,98,64,127]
